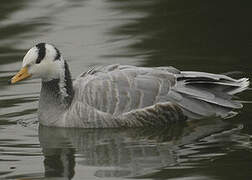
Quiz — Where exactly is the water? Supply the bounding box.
[0,0,252,179]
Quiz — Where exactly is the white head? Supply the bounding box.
[11,43,65,83]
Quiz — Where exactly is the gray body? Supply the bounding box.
[38,64,249,128]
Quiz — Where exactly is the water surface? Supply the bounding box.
[0,0,252,179]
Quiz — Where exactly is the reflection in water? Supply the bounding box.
[44,147,75,179]
[38,119,242,179]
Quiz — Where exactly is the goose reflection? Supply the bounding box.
[38,119,237,179]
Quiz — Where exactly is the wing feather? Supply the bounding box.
[75,65,176,115]
[73,65,249,122]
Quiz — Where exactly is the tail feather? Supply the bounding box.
[228,78,250,95]
[174,85,242,109]
[179,71,250,96]
[168,91,235,118]
[172,71,250,119]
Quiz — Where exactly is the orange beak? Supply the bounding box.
[11,67,31,84]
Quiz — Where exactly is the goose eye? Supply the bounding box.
[26,62,35,68]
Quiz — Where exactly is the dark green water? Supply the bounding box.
[0,0,251,179]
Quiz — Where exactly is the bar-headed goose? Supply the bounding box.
[10,43,250,128]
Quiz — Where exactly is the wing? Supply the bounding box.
[73,64,178,115]
[74,64,249,121]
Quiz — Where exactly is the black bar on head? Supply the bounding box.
[36,43,46,64]
[54,47,61,61]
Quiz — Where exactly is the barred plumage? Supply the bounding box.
[66,64,249,128]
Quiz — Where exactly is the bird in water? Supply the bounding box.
[10,43,250,128]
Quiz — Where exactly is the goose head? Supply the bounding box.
[11,43,65,83]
